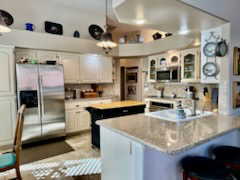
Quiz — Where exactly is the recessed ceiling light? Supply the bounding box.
[135,19,145,25]
[178,29,190,35]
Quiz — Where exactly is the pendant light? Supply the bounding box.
[96,0,117,54]
[0,12,11,33]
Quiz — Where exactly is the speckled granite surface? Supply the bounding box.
[97,113,240,155]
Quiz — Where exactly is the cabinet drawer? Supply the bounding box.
[65,101,89,110]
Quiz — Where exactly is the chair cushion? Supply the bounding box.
[181,156,233,180]
[0,153,16,169]
[213,146,240,165]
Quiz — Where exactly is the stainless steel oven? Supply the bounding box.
[126,67,138,83]
[157,66,180,82]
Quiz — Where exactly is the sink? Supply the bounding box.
[145,109,214,122]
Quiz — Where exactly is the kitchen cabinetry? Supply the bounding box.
[15,49,38,63]
[99,56,113,83]
[79,54,99,83]
[168,51,181,67]
[101,127,143,180]
[79,54,113,83]
[65,99,112,134]
[157,53,168,68]
[0,96,16,146]
[65,108,90,133]
[0,46,15,96]
[181,48,200,83]
[37,50,60,64]
[87,103,146,148]
[15,49,113,84]
[60,53,80,83]
[148,56,157,82]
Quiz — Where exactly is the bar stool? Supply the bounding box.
[213,146,240,178]
[181,156,234,180]
[213,146,240,169]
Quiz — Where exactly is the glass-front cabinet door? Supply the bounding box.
[181,48,200,82]
[148,56,157,82]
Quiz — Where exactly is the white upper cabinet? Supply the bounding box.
[15,49,38,63]
[157,53,168,68]
[168,51,181,67]
[37,50,60,64]
[181,48,200,83]
[79,54,113,84]
[0,46,15,96]
[148,56,157,82]
[15,49,113,84]
[79,54,99,83]
[59,53,80,83]
[98,56,113,83]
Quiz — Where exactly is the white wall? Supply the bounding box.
[0,0,105,39]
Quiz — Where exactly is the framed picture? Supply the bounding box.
[233,47,240,75]
[233,82,240,108]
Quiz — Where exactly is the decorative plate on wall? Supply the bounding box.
[202,62,219,77]
[203,42,217,57]
[0,9,14,26]
[88,24,104,40]
[45,21,63,35]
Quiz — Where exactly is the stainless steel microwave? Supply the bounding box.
[156,67,180,82]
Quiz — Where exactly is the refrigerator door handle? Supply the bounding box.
[39,75,45,120]
[37,73,43,136]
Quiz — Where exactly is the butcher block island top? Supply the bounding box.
[97,113,240,154]
[90,100,145,110]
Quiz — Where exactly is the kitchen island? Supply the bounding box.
[97,113,240,180]
[87,101,146,148]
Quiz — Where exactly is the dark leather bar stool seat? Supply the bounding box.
[213,146,240,166]
[181,156,234,180]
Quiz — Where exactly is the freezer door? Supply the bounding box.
[16,64,42,142]
[38,65,65,136]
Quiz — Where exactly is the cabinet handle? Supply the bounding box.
[129,142,132,155]
[123,110,128,113]
[76,111,81,114]
[76,105,80,107]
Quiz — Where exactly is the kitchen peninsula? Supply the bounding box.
[98,113,240,180]
[87,101,146,148]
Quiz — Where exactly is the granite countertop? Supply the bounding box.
[65,96,118,103]
[97,113,240,155]
[145,97,187,103]
[90,100,145,110]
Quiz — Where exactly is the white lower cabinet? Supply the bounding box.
[65,99,112,134]
[0,96,16,146]
[101,127,144,180]
[65,109,90,133]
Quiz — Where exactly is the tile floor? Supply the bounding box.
[0,132,101,180]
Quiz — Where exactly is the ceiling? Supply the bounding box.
[181,0,240,45]
[112,0,226,35]
[49,0,105,14]
[45,0,238,44]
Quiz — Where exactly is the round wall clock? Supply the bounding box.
[202,62,219,77]
[203,42,217,57]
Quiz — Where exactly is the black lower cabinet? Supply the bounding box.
[86,105,146,148]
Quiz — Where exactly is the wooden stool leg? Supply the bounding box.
[15,166,22,180]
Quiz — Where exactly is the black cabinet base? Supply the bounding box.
[87,105,146,149]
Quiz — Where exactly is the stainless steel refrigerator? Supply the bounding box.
[16,64,66,143]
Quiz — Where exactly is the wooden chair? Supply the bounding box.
[0,105,26,180]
